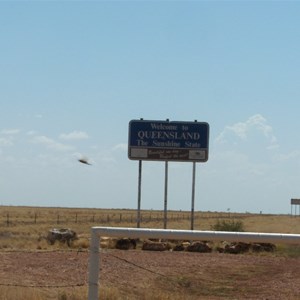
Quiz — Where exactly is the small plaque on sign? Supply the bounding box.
[130,148,148,158]
[189,150,206,160]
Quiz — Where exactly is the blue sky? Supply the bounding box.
[1,1,300,214]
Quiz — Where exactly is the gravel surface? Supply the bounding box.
[0,249,299,299]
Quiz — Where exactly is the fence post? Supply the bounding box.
[88,229,100,300]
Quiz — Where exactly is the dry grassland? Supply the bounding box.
[0,206,300,300]
[1,206,299,251]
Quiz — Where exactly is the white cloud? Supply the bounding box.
[0,137,13,147]
[112,143,127,151]
[1,129,20,135]
[59,131,89,141]
[272,150,300,162]
[27,130,38,136]
[32,135,74,152]
[0,129,20,147]
[215,114,278,149]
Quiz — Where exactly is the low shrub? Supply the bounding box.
[211,219,245,232]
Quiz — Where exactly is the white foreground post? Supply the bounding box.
[88,229,100,300]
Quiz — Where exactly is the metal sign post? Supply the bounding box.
[164,161,168,229]
[137,160,142,228]
[191,162,196,230]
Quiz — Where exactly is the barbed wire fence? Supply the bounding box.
[1,211,240,227]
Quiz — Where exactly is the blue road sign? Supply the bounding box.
[128,120,209,162]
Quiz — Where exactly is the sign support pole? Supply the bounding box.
[164,161,169,229]
[191,162,196,230]
[137,160,142,228]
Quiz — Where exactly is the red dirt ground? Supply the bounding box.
[0,249,299,299]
